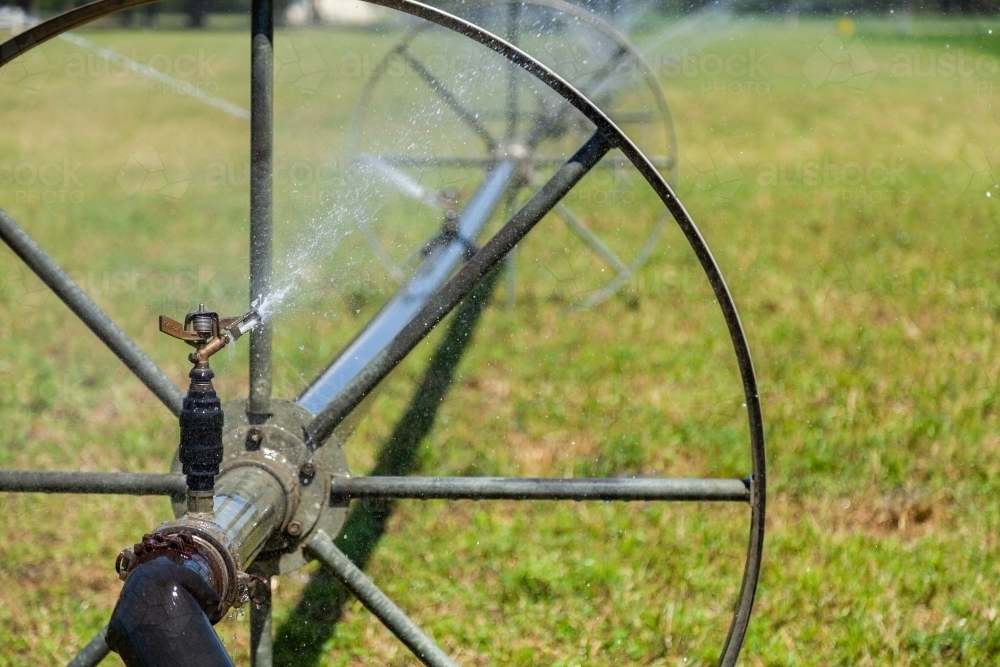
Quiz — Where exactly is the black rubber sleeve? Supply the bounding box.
[106,555,235,667]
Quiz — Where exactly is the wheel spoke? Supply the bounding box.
[0,470,185,498]
[66,625,109,667]
[330,476,751,502]
[577,214,668,309]
[359,155,447,209]
[367,154,673,170]
[504,0,520,138]
[303,131,612,445]
[250,592,273,667]
[578,45,628,101]
[398,46,498,152]
[273,271,499,661]
[0,207,184,416]
[528,46,628,144]
[249,0,274,420]
[552,201,631,275]
[305,531,459,667]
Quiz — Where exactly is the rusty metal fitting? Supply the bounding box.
[114,528,227,622]
[115,529,200,580]
[245,427,263,451]
[114,523,268,622]
[150,519,240,614]
[239,571,272,606]
[299,461,316,486]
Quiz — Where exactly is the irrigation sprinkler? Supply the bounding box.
[0,1,765,666]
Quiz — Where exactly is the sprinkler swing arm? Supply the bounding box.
[159,306,262,366]
[0,0,766,665]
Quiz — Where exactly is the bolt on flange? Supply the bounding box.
[171,398,350,574]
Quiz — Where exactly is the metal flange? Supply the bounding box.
[172,398,350,573]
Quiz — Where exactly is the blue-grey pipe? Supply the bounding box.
[296,160,518,415]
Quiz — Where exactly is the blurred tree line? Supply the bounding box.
[7,0,280,27]
[6,0,997,28]
[653,0,998,14]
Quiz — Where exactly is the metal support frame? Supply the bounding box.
[303,131,612,446]
[250,590,274,667]
[0,208,184,415]
[344,0,677,309]
[330,476,751,502]
[0,470,184,498]
[248,0,273,420]
[66,626,109,667]
[305,531,458,667]
[0,1,765,665]
[297,160,519,414]
[247,0,275,655]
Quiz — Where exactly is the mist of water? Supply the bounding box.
[254,164,387,322]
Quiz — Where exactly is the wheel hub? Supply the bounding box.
[171,398,350,574]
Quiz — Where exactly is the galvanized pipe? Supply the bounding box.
[304,131,611,446]
[210,465,287,569]
[297,161,518,414]
[248,0,274,420]
[305,531,458,667]
[0,470,185,498]
[0,208,184,416]
[330,476,751,502]
[553,201,630,274]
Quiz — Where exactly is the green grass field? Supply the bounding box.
[2,10,1000,667]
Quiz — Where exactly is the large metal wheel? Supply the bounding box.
[0,1,765,666]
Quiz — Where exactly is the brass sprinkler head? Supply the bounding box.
[160,304,261,368]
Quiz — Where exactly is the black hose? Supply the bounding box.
[106,554,235,667]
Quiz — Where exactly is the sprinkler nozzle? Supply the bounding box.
[225,309,261,341]
[160,306,264,367]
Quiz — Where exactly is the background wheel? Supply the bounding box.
[348,0,677,307]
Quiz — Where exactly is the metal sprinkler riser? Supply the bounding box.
[160,304,261,513]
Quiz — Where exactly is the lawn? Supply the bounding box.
[2,9,1000,667]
